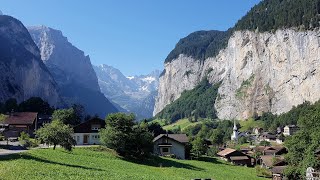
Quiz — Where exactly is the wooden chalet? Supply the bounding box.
[1,112,38,138]
[153,134,189,159]
[217,148,251,166]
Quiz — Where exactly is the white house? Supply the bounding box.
[72,118,105,145]
[153,134,189,159]
[283,125,299,136]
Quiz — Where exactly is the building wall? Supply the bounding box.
[283,126,299,136]
[73,133,101,145]
[153,138,186,159]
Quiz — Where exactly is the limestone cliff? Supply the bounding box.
[154,29,320,120]
[0,15,61,106]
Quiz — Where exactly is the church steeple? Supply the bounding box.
[231,120,238,141]
[233,119,237,131]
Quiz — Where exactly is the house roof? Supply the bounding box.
[230,156,250,161]
[3,112,37,125]
[261,132,277,139]
[284,125,298,128]
[217,148,237,157]
[271,166,287,175]
[260,155,285,167]
[73,118,106,133]
[153,134,189,143]
[255,146,287,155]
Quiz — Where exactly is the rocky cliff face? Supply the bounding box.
[28,26,117,117]
[94,64,160,119]
[28,26,100,91]
[0,15,61,106]
[154,29,320,119]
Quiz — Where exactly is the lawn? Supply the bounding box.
[163,118,201,131]
[0,147,266,180]
[239,118,265,132]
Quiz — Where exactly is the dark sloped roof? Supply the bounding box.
[230,156,249,161]
[260,155,285,167]
[73,118,105,133]
[271,166,287,175]
[3,112,37,125]
[153,134,189,143]
[255,146,287,155]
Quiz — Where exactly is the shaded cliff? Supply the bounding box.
[0,15,61,106]
[28,26,117,117]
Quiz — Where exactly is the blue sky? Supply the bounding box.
[1,0,260,76]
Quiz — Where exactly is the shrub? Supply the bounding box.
[19,132,31,148]
[207,146,219,157]
[255,166,272,178]
[259,141,271,146]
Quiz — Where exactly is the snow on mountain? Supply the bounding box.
[94,65,161,120]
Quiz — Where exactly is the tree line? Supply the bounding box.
[155,79,221,124]
[234,0,320,32]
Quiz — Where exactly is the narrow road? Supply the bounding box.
[0,149,27,156]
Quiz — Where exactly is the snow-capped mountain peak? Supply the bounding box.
[94,64,161,119]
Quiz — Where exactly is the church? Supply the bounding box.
[231,120,238,141]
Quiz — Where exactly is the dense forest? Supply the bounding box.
[235,0,320,32]
[155,79,220,124]
[164,0,320,64]
[164,30,231,63]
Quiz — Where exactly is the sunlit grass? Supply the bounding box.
[0,147,266,180]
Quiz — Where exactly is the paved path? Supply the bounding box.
[0,144,98,156]
[0,149,27,156]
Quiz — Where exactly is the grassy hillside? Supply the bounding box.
[162,118,202,131]
[0,147,266,180]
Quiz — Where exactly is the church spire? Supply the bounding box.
[233,119,237,131]
[231,119,238,141]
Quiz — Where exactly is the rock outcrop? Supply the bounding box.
[28,26,117,117]
[0,15,61,106]
[154,29,320,120]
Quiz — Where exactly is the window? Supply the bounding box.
[162,147,169,153]
[77,136,80,142]
[91,124,101,130]
[91,135,100,139]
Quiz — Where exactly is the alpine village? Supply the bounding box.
[1,0,320,180]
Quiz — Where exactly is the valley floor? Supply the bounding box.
[0,147,266,180]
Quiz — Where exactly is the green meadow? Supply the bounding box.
[0,147,266,180]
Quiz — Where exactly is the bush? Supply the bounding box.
[255,166,272,178]
[238,136,248,145]
[259,141,271,146]
[207,146,219,157]
[19,132,31,148]
[29,138,39,148]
